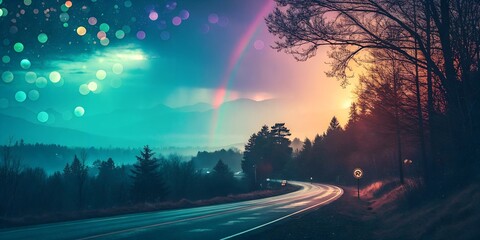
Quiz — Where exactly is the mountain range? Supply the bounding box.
[0,98,287,148]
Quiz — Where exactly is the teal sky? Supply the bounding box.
[0,0,355,147]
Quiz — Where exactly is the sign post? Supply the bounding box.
[353,168,363,199]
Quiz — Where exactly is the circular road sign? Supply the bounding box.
[353,168,363,179]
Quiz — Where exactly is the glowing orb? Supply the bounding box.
[14,42,24,52]
[20,59,31,69]
[2,71,14,83]
[96,70,107,80]
[166,1,177,10]
[149,11,158,21]
[88,17,97,25]
[124,1,132,8]
[10,26,18,34]
[38,33,48,43]
[77,26,87,36]
[37,111,49,123]
[74,106,85,117]
[15,91,27,102]
[2,55,10,63]
[136,31,146,40]
[0,9,3,17]
[25,71,37,83]
[172,16,182,26]
[60,4,69,12]
[179,10,190,20]
[97,31,106,40]
[254,40,265,50]
[115,30,125,39]
[24,0,32,6]
[36,77,47,88]
[99,23,110,32]
[28,90,39,101]
[49,71,61,83]
[112,63,124,74]
[100,38,110,46]
[63,23,69,28]
[122,25,131,33]
[88,81,98,91]
[1,8,7,17]
[79,84,90,95]
[208,13,219,24]
[65,1,72,8]
[59,12,70,22]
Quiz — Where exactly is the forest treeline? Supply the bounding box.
[0,144,246,218]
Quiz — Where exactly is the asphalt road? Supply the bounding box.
[0,182,343,240]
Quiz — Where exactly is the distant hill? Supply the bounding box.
[1,98,288,148]
[174,102,213,112]
[0,113,138,148]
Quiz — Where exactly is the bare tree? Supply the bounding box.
[266,0,480,179]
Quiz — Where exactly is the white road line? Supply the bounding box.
[220,186,343,240]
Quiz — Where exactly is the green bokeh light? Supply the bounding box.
[20,59,31,69]
[49,71,61,83]
[1,8,7,17]
[25,71,37,83]
[2,71,14,83]
[35,77,48,88]
[14,42,24,52]
[28,90,40,101]
[96,70,107,80]
[112,63,124,74]
[2,55,10,63]
[61,4,69,12]
[15,91,27,103]
[74,106,85,117]
[38,33,48,44]
[115,30,125,39]
[37,111,49,123]
[99,23,110,32]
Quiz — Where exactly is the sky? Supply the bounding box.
[0,0,356,147]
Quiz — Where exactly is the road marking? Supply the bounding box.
[75,186,310,240]
[189,228,212,232]
[220,186,343,240]
[220,220,244,226]
[277,201,310,209]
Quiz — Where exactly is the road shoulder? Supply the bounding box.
[236,187,377,240]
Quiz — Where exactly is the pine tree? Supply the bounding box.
[327,116,341,133]
[130,145,167,202]
[213,159,233,178]
[242,124,293,188]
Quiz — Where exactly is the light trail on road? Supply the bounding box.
[0,182,343,240]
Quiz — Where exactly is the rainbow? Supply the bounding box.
[209,0,275,146]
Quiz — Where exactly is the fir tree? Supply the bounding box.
[130,145,167,202]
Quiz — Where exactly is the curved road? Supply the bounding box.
[0,182,343,240]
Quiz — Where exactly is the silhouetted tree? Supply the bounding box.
[159,155,196,200]
[266,0,480,186]
[210,159,235,196]
[130,145,167,202]
[64,155,88,210]
[242,124,292,189]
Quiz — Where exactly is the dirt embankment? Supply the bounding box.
[245,180,480,240]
